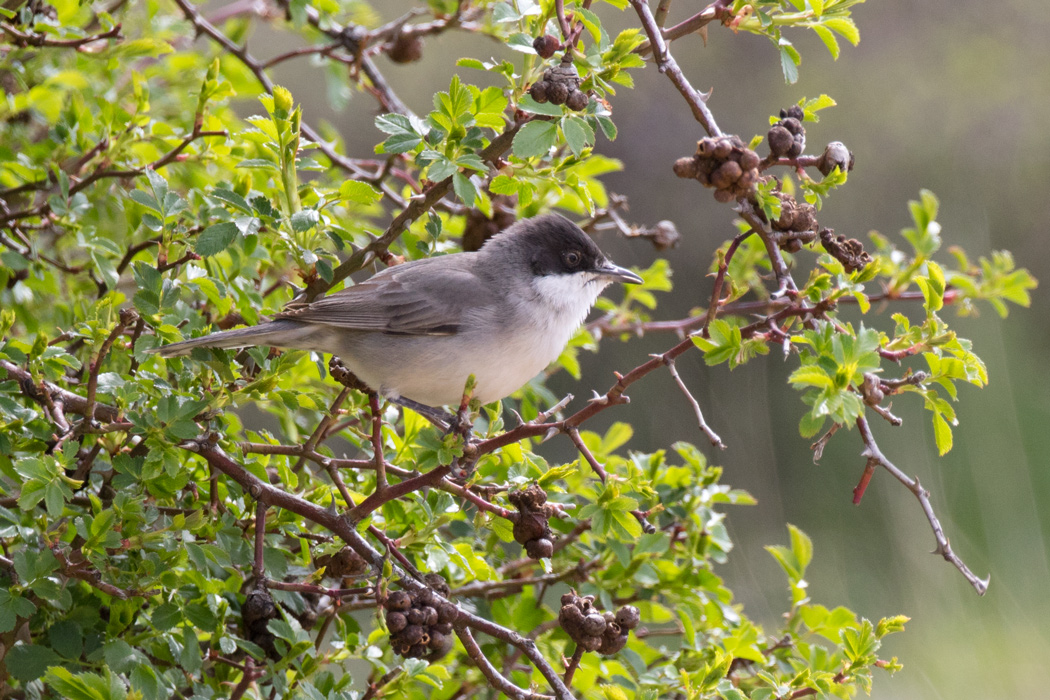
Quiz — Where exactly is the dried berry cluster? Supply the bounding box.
[388,33,424,63]
[242,584,279,659]
[819,228,873,273]
[509,483,557,559]
[384,575,458,661]
[529,58,589,111]
[315,546,368,580]
[673,135,761,203]
[770,192,818,252]
[767,105,807,159]
[558,592,639,655]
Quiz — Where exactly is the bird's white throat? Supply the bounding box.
[530,271,609,325]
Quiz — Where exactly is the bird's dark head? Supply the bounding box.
[485,213,642,285]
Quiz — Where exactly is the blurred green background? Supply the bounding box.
[252,1,1050,696]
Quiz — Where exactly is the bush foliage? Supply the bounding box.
[0,1,1035,699]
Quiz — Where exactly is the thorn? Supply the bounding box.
[542,426,560,443]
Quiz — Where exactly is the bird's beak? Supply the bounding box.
[596,262,643,285]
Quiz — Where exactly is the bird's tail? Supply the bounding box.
[150,319,314,358]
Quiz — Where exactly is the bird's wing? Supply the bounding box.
[275,256,489,336]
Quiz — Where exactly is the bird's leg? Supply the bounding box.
[389,396,454,431]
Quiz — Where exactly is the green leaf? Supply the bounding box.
[512,120,558,159]
[7,644,61,682]
[452,172,478,207]
[562,116,594,157]
[779,43,801,84]
[339,180,382,205]
[825,17,860,45]
[195,221,239,255]
[932,410,953,455]
[812,25,840,59]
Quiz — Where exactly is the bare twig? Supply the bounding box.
[856,417,989,595]
[662,357,725,449]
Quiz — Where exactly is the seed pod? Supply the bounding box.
[560,604,585,626]
[713,140,733,159]
[525,537,554,559]
[427,630,449,650]
[424,574,451,597]
[597,632,628,655]
[713,188,736,203]
[513,512,547,544]
[433,621,453,635]
[533,34,560,59]
[400,624,424,646]
[817,141,854,176]
[415,589,436,608]
[529,80,550,104]
[386,611,407,634]
[409,643,428,658]
[547,81,569,105]
[561,592,577,607]
[406,607,426,626]
[565,89,589,111]
[579,634,603,652]
[739,149,760,171]
[603,611,617,625]
[780,117,803,136]
[711,160,743,189]
[389,34,424,64]
[386,591,411,612]
[581,613,607,636]
[427,630,456,660]
[436,600,459,624]
[673,157,701,180]
[767,125,794,158]
[422,606,439,626]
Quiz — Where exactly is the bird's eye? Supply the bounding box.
[564,251,582,267]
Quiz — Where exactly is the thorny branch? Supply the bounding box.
[856,417,990,595]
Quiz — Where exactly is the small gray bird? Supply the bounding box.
[154,214,642,406]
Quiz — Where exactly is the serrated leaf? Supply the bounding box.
[452,172,477,207]
[512,120,558,159]
[195,221,239,256]
[562,116,594,157]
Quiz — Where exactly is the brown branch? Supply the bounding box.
[856,416,989,595]
[253,500,267,578]
[565,426,608,483]
[452,562,596,600]
[562,645,584,687]
[628,0,722,136]
[703,229,754,336]
[1,360,120,423]
[183,439,576,699]
[82,310,135,431]
[0,22,122,49]
[662,357,724,449]
[456,627,555,700]
[265,579,372,598]
[369,393,388,490]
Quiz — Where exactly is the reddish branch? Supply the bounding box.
[0,22,123,49]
